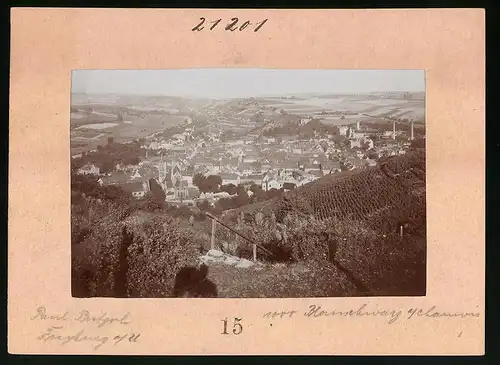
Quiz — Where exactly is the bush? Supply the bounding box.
[126,216,199,297]
[71,199,129,297]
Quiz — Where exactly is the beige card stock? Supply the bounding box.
[9,8,485,355]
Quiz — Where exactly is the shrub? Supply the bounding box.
[71,199,128,297]
[126,216,199,297]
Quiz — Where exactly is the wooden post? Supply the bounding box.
[399,225,403,238]
[253,244,257,262]
[211,218,216,250]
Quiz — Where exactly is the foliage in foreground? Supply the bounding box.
[71,195,200,298]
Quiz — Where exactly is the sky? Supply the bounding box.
[71,69,425,99]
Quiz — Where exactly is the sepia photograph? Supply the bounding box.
[70,69,426,299]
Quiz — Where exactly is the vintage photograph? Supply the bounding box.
[71,69,426,298]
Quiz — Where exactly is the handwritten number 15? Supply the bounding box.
[221,317,243,335]
[192,18,268,32]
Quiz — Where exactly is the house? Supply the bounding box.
[356,150,365,159]
[338,126,349,136]
[262,179,282,191]
[346,157,367,170]
[193,158,217,170]
[98,171,130,186]
[78,163,100,176]
[173,179,189,200]
[326,161,342,174]
[237,162,255,176]
[350,139,363,149]
[241,174,263,186]
[220,173,240,186]
[305,165,322,173]
[364,138,375,150]
[383,131,395,138]
[130,169,143,180]
[243,136,255,145]
[119,180,150,199]
[308,170,324,179]
[187,186,200,199]
[182,174,194,186]
[281,160,299,171]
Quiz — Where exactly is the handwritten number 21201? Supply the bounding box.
[221,317,243,335]
[192,18,268,32]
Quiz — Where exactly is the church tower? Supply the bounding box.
[171,155,182,188]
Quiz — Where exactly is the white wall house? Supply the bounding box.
[78,164,100,176]
[262,179,282,191]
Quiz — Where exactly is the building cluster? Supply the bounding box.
[76,100,418,207]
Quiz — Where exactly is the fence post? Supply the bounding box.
[211,218,216,250]
[253,244,257,262]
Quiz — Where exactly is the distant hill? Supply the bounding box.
[254,114,340,138]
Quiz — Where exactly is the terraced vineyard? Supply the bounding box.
[229,149,426,233]
[216,149,426,295]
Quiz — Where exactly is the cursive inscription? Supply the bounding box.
[407,306,480,320]
[74,310,131,328]
[263,304,481,325]
[37,326,110,350]
[31,306,70,321]
[304,304,402,324]
[31,306,140,350]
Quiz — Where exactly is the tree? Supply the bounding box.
[139,193,163,212]
[101,185,133,205]
[149,178,166,207]
[193,173,206,190]
[249,183,261,194]
[100,160,115,174]
[411,138,425,149]
[196,200,210,212]
[220,183,237,195]
[236,184,246,196]
[267,188,282,199]
[203,175,222,193]
[122,156,140,166]
[71,158,85,173]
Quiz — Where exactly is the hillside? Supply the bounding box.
[255,114,340,138]
[214,149,426,295]
[227,149,425,229]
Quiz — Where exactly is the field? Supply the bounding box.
[254,94,425,125]
[70,99,188,155]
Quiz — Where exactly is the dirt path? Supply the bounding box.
[204,261,360,298]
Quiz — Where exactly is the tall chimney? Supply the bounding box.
[410,121,414,140]
[392,120,396,140]
[356,120,360,131]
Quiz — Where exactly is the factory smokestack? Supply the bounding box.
[410,121,414,140]
[356,120,360,131]
[392,120,396,140]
